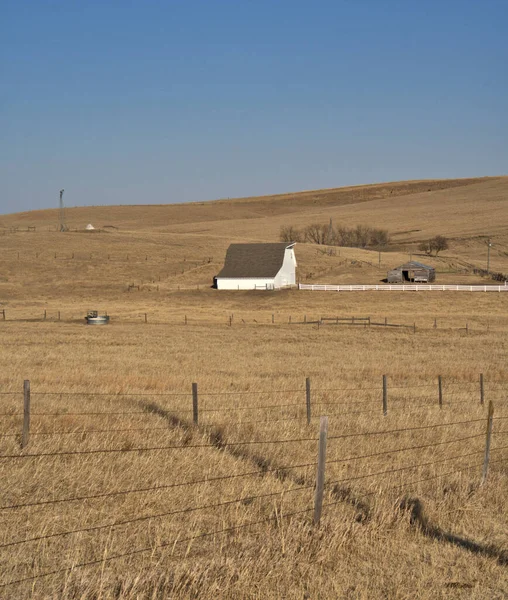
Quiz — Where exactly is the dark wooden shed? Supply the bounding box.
[387,261,436,283]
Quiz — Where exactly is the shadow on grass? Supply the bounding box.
[140,400,371,523]
[401,497,508,566]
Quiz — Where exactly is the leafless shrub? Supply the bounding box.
[279,225,303,243]
[418,236,449,256]
[280,222,389,249]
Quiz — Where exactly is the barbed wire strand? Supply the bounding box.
[0,435,318,460]
[0,506,314,589]
[326,450,485,487]
[0,459,318,511]
[0,483,314,550]
[327,417,485,440]
[0,416,487,444]
[2,433,490,511]
[326,433,484,466]
[324,461,483,505]
[2,453,503,588]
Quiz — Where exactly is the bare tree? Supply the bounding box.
[370,228,390,247]
[304,223,327,244]
[418,241,433,255]
[284,221,390,250]
[280,225,303,243]
[352,225,370,248]
[430,235,449,256]
[418,236,449,256]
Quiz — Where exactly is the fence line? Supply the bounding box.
[1,455,501,591]
[0,435,319,460]
[0,459,319,511]
[1,308,506,334]
[1,374,496,441]
[0,484,315,550]
[326,450,485,488]
[0,505,315,589]
[1,379,506,591]
[299,283,508,292]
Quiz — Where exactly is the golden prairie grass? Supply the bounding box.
[1,319,508,598]
[1,177,508,598]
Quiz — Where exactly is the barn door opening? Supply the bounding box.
[402,270,411,282]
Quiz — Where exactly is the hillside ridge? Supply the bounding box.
[1,176,504,230]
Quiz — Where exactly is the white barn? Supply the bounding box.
[215,243,297,290]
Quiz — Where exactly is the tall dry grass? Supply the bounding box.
[1,319,508,598]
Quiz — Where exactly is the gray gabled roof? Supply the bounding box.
[394,261,435,271]
[216,243,294,279]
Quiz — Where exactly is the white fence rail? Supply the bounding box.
[299,283,508,292]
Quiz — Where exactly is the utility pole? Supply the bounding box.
[59,189,68,232]
[487,238,492,274]
[328,217,333,245]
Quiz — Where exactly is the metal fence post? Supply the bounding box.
[313,416,328,525]
[192,383,198,425]
[382,375,388,416]
[481,401,494,485]
[306,378,311,425]
[22,380,30,449]
[480,374,484,406]
[438,375,443,408]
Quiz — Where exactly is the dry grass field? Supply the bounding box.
[1,176,508,598]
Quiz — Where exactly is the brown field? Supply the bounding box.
[1,176,508,598]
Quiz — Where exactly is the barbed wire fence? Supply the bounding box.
[1,308,505,334]
[1,376,507,590]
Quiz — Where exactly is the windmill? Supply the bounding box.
[59,189,68,232]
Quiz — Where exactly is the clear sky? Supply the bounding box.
[1,0,507,214]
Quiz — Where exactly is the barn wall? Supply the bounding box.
[387,270,402,283]
[216,278,276,290]
[274,248,297,287]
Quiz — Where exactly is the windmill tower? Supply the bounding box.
[59,189,68,232]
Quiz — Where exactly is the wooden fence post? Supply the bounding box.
[44,309,47,321]
[289,315,291,325]
[481,401,494,485]
[480,374,484,406]
[1,309,5,320]
[144,313,148,323]
[438,375,443,408]
[306,377,311,425]
[384,317,387,326]
[382,375,387,416]
[22,380,30,449]
[185,315,187,326]
[304,315,307,324]
[313,416,328,525]
[192,383,198,425]
[58,311,61,321]
[272,314,274,324]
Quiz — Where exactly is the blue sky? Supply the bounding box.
[1,0,507,213]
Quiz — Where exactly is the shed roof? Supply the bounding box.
[216,243,294,279]
[394,261,435,271]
